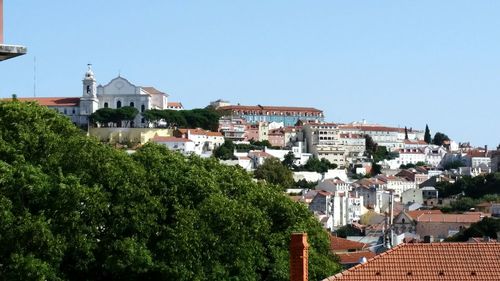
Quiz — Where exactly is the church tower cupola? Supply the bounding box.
[80,64,99,116]
[83,64,97,98]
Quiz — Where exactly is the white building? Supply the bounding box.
[308,190,364,229]
[13,65,173,128]
[152,136,196,155]
[176,128,224,153]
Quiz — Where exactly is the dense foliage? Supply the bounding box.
[446,217,500,242]
[424,124,431,144]
[254,158,295,190]
[0,101,340,280]
[90,106,139,127]
[432,132,450,146]
[212,140,237,160]
[435,173,500,198]
[142,108,221,131]
[294,157,338,174]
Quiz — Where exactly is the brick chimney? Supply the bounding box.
[290,232,309,281]
[0,0,4,44]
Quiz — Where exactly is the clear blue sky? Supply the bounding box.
[1,1,499,148]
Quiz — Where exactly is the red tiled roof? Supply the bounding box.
[9,97,80,107]
[337,251,377,264]
[167,101,183,108]
[323,242,500,281]
[248,151,274,158]
[467,150,488,158]
[206,131,223,137]
[330,236,367,252]
[406,210,442,220]
[219,105,323,113]
[416,213,483,223]
[142,86,167,96]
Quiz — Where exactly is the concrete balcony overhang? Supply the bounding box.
[0,44,27,61]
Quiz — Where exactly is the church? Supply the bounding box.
[15,65,182,127]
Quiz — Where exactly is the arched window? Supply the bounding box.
[141,104,145,112]
[130,102,135,107]
[117,101,122,108]
[104,102,109,108]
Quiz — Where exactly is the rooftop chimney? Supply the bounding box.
[290,232,308,281]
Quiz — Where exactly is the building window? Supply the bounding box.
[72,108,76,115]
[130,102,135,107]
[64,108,67,114]
[117,101,122,108]
[104,102,108,108]
[141,104,145,112]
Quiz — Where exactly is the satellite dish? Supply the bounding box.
[359,257,368,264]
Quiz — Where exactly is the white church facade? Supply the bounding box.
[14,65,181,127]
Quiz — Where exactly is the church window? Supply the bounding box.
[117,101,122,108]
[86,85,91,93]
[130,102,135,107]
[104,102,108,108]
[141,104,145,112]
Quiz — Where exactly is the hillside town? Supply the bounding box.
[2,1,500,280]
[9,66,500,260]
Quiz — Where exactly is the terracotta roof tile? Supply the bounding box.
[8,97,81,107]
[167,101,183,108]
[406,210,443,220]
[337,251,377,264]
[330,235,368,252]
[219,105,323,113]
[416,213,484,223]
[142,86,168,96]
[323,242,500,281]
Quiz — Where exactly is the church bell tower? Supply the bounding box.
[80,64,99,115]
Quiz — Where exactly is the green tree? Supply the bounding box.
[300,157,337,174]
[447,217,500,242]
[282,151,295,168]
[90,107,116,126]
[432,132,450,146]
[0,100,341,280]
[116,106,139,127]
[364,134,377,156]
[213,140,236,160]
[254,158,295,190]
[424,124,431,144]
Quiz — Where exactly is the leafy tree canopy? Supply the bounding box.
[432,132,450,146]
[435,173,500,199]
[446,217,500,242]
[296,157,338,174]
[143,108,221,131]
[254,158,295,190]
[0,100,340,280]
